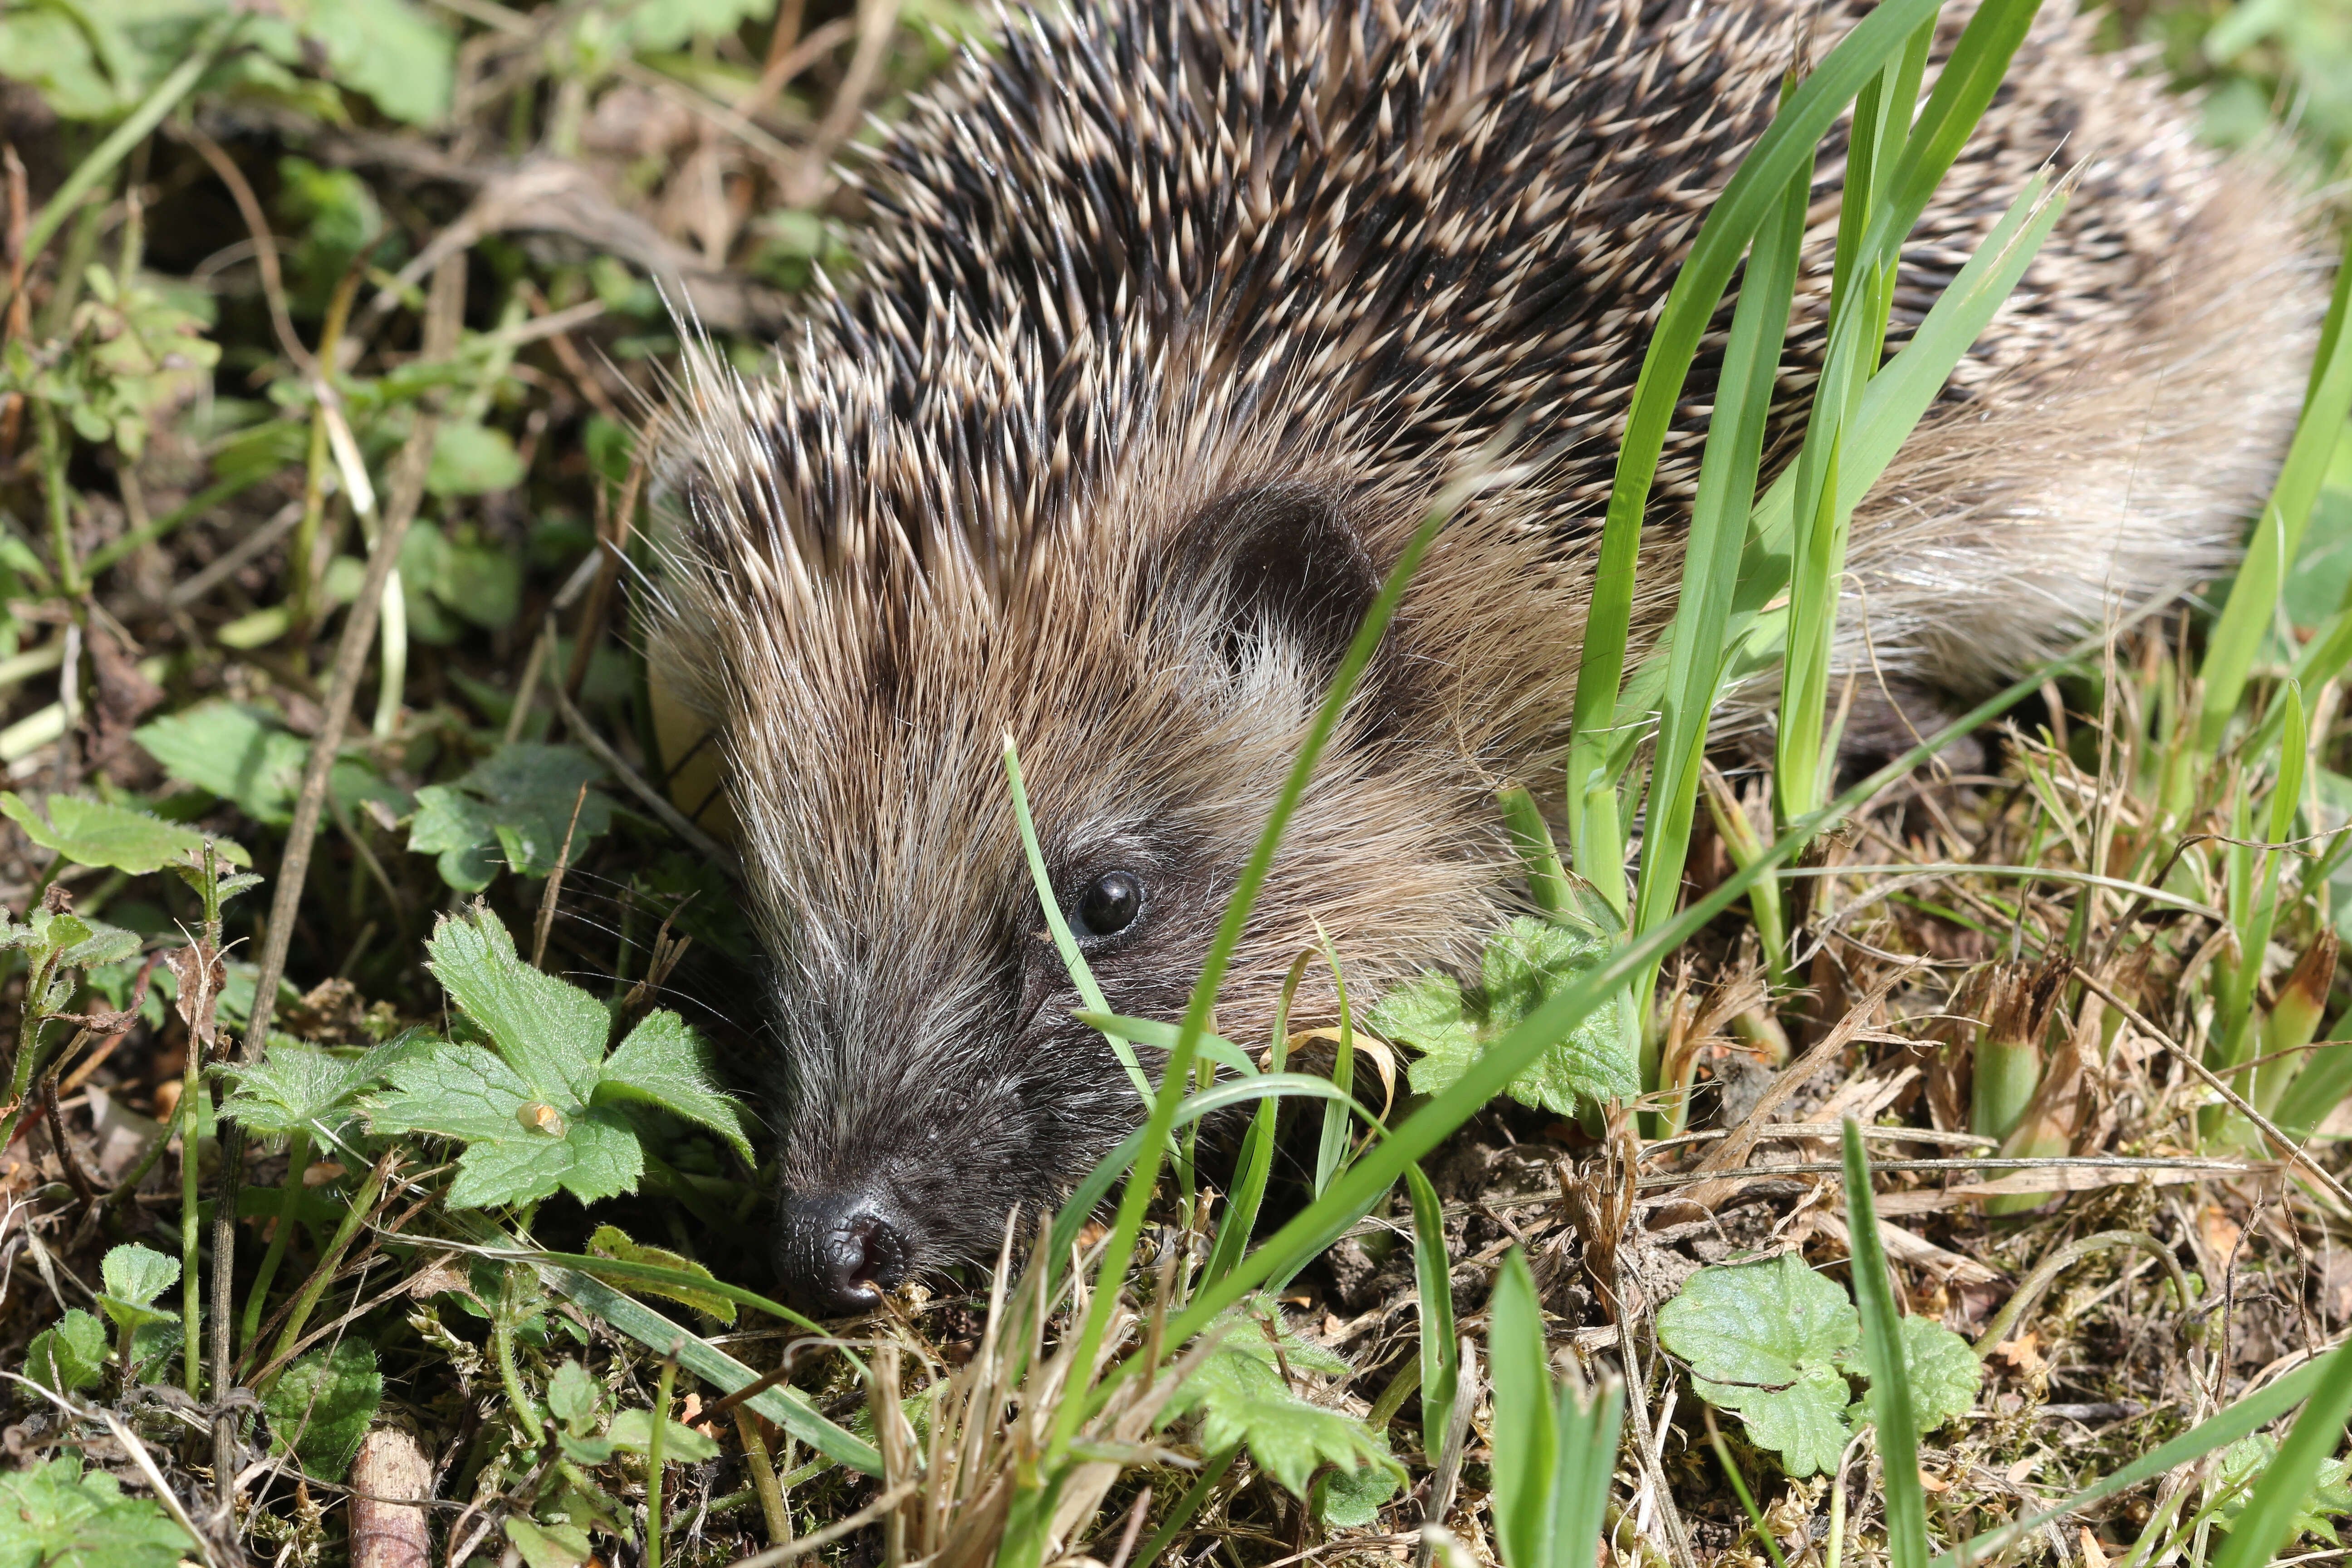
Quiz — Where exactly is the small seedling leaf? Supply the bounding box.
[1658,1252,1859,1476]
[1842,1315,1981,1435]
[221,1034,423,1145]
[604,1408,724,1462]
[2214,1438,2352,1547]
[0,792,250,875]
[547,1358,604,1435]
[96,1244,181,1333]
[262,1340,382,1481]
[505,1515,595,1568]
[1374,917,1639,1117]
[0,1456,194,1568]
[24,1309,109,1396]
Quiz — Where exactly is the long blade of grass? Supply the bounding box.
[1562,0,1971,892]
[1313,932,1357,1198]
[1929,1347,2338,1568]
[1548,1380,1626,1568]
[1632,78,1813,991]
[2199,236,2352,750]
[1842,1119,1928,1568]
[2208,1336,2352,1568]
[1035,481,1464,1477]
[1203,951,1313,1287]
[1488,1247,1558,1568]
[1143,652,2059,1389]
[1406,1163,1459,1458]
[1004,738,1151,1102]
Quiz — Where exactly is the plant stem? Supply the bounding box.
[648,1356,676,1567]
[239,1126,311,1352]
[260,1147,395,1378]
[180,1027,201,1396]
[733,1407,792,1548]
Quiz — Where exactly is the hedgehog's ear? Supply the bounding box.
[1160,481,1380,678]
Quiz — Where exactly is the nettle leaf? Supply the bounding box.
[24,1309,109,1396]
[0,793,250,876]
[586,1224,738,1325]
[221,1035,424,1147]
[366,908,746,1209]
[1657,1253,1857,1477]
[1846,1314,1981,1436]
[598,1011,753,1162]
[1373,916,1639,1117]
[0,1456,193,1568]
[408,744,614,892]
[96,1245,181,1333]
[1162,1309,1398,1502]
[262,1340,382,1481]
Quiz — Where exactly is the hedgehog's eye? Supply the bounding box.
[1074,871,1144,940]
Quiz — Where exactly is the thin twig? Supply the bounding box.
[533,781,590,970]
[723,1481,916,1568]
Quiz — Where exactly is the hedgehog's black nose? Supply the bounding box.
[778,1194,907,1315]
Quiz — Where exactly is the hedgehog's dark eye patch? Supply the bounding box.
[1073,871,1144,941]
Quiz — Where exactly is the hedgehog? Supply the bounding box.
[647,0,2324,1312]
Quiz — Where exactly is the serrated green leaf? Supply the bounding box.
[1314,1429,1402,1528]
[0,793,250,875]
[1161,1308,1396,1500]
[1844,1315,1979,1435]
[370,1039,643,1208]
[425,906,607,1103]
[0,1457,193,1568]
[604,1407,723,1461]
[1374,916,1638,1117]
[547,1358,603,1435]
[586,1224,737,1325]
[222,1035,422,1146]
[262,1340,382,1481]
[1658,1252,1859,1476]
[407,744,613,891]
[24,1310,109,1396]
[598,1011,753,1162]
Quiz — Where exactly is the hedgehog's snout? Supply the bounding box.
[777,1190,911,1315]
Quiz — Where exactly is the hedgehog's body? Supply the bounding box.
[653,0,2323,1309]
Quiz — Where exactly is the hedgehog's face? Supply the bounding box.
[733,480,1500,1313]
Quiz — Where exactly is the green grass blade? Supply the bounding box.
[1406,1163,1459,1455]
[1489,1247,1557,1568]
[1930,1352,2337,1568]
[2209,1338,2352,1568]
[1314,933,1357,1197]
[1548,1381,1625,1568]
[1563,0,1964,889]
[1632,93,1813,988]
[1843,1119,1928,1568]
[1203,952,1311,1287]
[2275,1039,2352,1142]
[1041,484,1456,1465]
[1004,737,1151,1102]
[1499,784,1573,917]
[2199,234,2352,751]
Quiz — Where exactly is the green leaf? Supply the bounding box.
[428,420,525,496]
[547,1358,604,1436]
[598,1011,753,1162]
[1313,1429,1402,1528]
[585,1224,738,1325]
[505,1516,594,1568]
[1849,1316,1980,1436]
[2214,1438,2352,1547]
[96,1244,181,1333]
[24,1310,109,1396]
[262,1340,382,1481]
[301,0,455,125]
[368,1039,643,1208]
[1161,1306,1396,1501]
[0,1457,193,1568]
[427,905,608,1101]
[1374,916,1639,1117]
[221,1035,421,1146]
[134,701,309,826]
[0,793,249,875]
[1657,1251,1859,1476]
[1406,1163,1458,1449]
[604,1408,723,1462]
[407,744,612,892]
